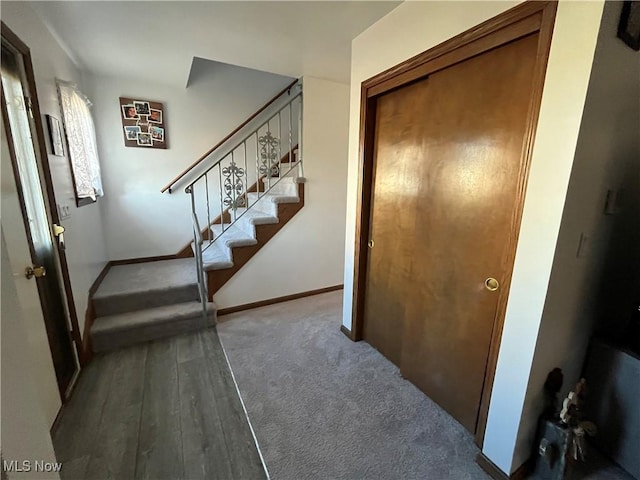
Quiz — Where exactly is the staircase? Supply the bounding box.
[89,80,304,353]
[192,167,304,301]
[90,258,216,352]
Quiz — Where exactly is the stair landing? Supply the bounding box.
[91,258,216,352]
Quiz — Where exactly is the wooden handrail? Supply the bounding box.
[161,78,299,193]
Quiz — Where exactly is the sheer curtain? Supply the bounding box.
[57,81,103,201]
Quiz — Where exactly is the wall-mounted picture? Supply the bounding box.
[46,114,65,156]
[124,125,141,140]
[137,132,152,146]
[149,109,162,123]
[119,97,167,149]
[134,101,150,116]
[149,125,164,142]
[122,104,138,119]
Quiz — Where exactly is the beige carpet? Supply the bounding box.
[217,291,490,480]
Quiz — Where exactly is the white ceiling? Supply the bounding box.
[29,1,401,87]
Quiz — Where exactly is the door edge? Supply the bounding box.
[1,22,85,381]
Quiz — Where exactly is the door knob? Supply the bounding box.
[368,239,375,248]
[25,265,46,279]
[485,277,499,291]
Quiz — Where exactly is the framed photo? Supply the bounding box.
[618,1,640,51]
[149,125,164,143]
[119,97,167,149]
[134,101,150,116]
[46,114,64,156]
[122,104,138,120]
[149,108,162,123]
[137,132,152,146]
[124,125,141,141]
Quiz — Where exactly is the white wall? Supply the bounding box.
[483,2,604,472]
[2,2,109,336]
[342,0,604,475]
[214,76,349,308]
[509,1,640,470]
[85,63,293,260]
[593,2,640,339]
[1,230,60,479]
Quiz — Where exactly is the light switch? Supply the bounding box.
[604,188,623,215]
[57,203,71,220]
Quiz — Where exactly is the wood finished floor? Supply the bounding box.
[52,328,266,480]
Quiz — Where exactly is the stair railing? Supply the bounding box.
[186,81,303,307]
[191,210,208,319]
[161,79,300,194]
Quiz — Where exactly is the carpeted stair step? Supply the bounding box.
[200,240,234,271]
[246,192,300,215]
[191,175,303,275]
[230,208,279,238]
[263,175,299,195]
[210,223,257,248]
[233,207,279,224]
[91,301,216,352]
[93,258,199,317]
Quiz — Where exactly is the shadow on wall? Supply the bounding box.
[594,130,640,343]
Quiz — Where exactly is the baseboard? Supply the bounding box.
[110,254,178,266]
[340,325,354,341]
[81,261,112,365]
[51,366,86,434]
[217,285,343,317]
[476,453,509,480]
[476,454,533,480]
[50,399,66,434]
[510,457,534,480]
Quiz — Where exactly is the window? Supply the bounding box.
[57,81,103,205]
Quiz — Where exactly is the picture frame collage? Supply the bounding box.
[119,97,167,149]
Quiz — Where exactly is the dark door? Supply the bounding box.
[361,78,432,366]
[1,41,78,399]
[364,33,539,433]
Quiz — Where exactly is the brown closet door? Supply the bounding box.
[362,78,432,366]
[365,32,539,433]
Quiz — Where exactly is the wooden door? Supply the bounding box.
[362,78,431,366]
[364,32,539,433]
[1,41,79,399]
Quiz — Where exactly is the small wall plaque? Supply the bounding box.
[46,114,64,156]
[119,97,167,149]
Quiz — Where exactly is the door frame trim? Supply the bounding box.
[349,1,557,447]
[1,23,85,375]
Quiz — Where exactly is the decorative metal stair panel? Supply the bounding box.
[203,182,305,301]
[183,82,304,303]
[193,173,304,300]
